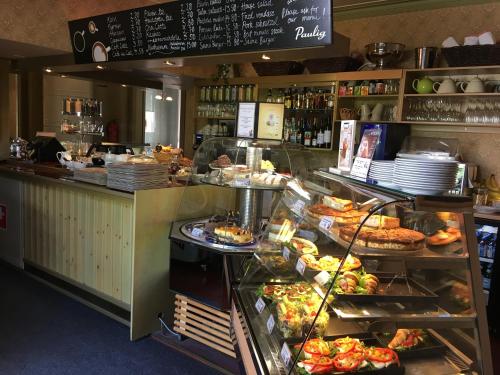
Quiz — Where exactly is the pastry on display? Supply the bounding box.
[340,224,425,251]
[268,218,296,243]
[334,271,379,295]
[261,159,275,171]
[307,204,365,225]
[427,228,460,246]
[361,214,401,229]
[296,337,400,373]
[450,281,471,309]
[388,329,424,350]
[250,172,284,187]
[212,154,232,168]
[323,196,353,212]
[214,226,253,244]
[299,254,361,272]
[289,237,318,255]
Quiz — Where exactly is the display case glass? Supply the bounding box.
[235,171,492,375]
[170,137,313,253]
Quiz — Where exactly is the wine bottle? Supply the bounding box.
[303,117,311,147]
[324,117,332,149]
[317,118,325,148]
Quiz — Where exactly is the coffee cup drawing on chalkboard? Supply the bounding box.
[92,42,111,62]
[73,30,86,53]
[88,21,98,34]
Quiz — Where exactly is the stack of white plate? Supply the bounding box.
[368,161,395,186]
[394,158,458,195]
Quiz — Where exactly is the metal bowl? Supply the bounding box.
[365,42,405,69]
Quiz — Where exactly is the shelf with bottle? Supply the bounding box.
[262,85,336,112]
[62,97,103,117]
[199,84,256,104]
[284,111,333,150]
[338,79,400,97]
[60,118,104,137]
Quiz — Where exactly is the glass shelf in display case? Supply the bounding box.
[234,172,493,375]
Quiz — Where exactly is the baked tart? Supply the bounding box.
[340,225,425,251]
[307,204,364,225]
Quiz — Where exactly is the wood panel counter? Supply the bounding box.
[0,160,234,340]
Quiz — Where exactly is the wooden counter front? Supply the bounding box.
[0,166,236,340]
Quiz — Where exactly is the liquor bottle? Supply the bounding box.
[289,117,297,144]
[283,118,290,142]
[276,89,284,104]
[266,89,274,103]
[317,118,325,148]
[327,85,335,109]
[296,117,303,145]
[324,117,332,149]
[311,117,318,147]
[284,89,292,109]
[305,88,313,110]
[296,89,304,110]
[303,117,312,147]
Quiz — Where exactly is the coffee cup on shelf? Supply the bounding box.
[464,36,479,46]
[442,36,459,48]
[478,31,496,45]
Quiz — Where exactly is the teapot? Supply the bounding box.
[433,78,458,94]
[412,77,434,94]
[460,77,485,93]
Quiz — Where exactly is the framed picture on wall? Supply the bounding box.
[256,103,285,141]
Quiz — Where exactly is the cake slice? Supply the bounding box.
[361,214,400,229]
[323,196,353,212]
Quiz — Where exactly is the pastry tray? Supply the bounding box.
[334,274,439,304]
[374,331,447,359]
[284,334,405,375]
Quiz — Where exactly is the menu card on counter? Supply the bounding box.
[237,102,257,138]
[350,128,381,181]
[68,0,333,63]
[338,120,356,172]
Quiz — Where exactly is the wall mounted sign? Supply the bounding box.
[236,102,257,138]
[68,0,333,63]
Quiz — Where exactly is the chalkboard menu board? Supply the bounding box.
[68,0,332,64]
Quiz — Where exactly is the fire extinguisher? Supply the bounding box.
[107,120,119,142]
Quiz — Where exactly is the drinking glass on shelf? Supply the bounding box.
[474,188,488,206]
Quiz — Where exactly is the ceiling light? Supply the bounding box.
[164,60,175,66]
[60,74,68,78]
[261,54,271,60]
[96,65,104,70]
[44,68,53,73]
[155,94,163,100]
[165,96,173,101]
[121,84,127,87]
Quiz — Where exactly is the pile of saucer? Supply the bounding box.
[394,157,458,195]
[368,161,395,187]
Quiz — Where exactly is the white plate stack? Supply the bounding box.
[368,161,395,186]
[394,158,458,195]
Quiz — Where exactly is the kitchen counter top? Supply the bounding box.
[0,159,133,199]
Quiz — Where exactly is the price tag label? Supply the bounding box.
[319,216,334,231]
[281,342,292,367]
[233,178,250,187]
[351,156,372,181]
[191,227,204,237]
[266,314,275,334]
[282,246,290,261]
[292,200,305,215]
[296,258,306,275]
[314,271,331,286]
[255,297,266,314]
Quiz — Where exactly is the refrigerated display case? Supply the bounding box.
[233,170,493,375]
[168,138,312,357]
